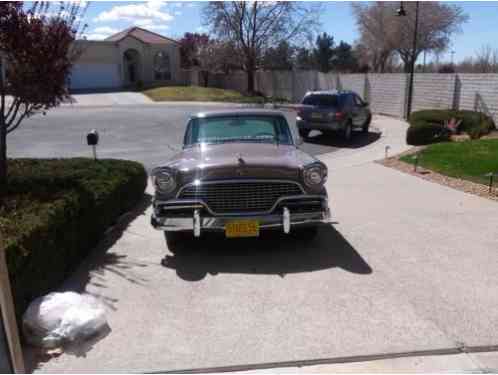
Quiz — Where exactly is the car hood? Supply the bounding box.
[160,142,319,182]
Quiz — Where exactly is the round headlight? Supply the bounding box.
[304,165,327,187]
[153,169,176,194]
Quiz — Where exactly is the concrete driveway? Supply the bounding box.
[18,111,498,373]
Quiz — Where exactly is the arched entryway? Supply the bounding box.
[123,49,141,85]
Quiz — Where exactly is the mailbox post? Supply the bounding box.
[86,129,99,161]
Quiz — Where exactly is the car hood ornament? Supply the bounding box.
[237,152,245,165]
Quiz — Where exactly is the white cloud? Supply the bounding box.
[82,33,108,40]
[81,26,119,40]
[94,2,174,23]
[133,19,170,31]
[92,26,119,35]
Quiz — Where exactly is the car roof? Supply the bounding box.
[304,89,355,96]
[190,109,288,119]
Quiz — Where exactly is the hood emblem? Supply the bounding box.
[237,152,245,165]
[236,153,246,176]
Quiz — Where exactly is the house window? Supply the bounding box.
[154,51,171,81]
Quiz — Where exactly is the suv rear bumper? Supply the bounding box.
[297,119,344,132]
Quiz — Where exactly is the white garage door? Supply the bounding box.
[69,63,121,90]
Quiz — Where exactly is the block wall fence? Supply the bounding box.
[203,70,498,124]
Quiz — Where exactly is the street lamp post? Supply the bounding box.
[397,1,420,119]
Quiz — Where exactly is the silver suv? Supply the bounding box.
[296,90,372,141]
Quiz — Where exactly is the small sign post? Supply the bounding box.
[484,172,497,194]
[86,129,99,161]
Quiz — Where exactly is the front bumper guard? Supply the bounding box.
[151,197,331,236]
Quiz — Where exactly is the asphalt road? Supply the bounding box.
[7,104,378,170]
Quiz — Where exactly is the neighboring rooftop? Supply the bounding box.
[104,27,178,44]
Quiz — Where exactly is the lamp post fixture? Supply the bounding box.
[397,1,420,119]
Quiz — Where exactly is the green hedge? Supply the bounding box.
[0,158,147,319]
[407,110,495,145]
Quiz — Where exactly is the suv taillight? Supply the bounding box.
[335,111,344,120]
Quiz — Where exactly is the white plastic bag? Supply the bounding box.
[23,292,108,349]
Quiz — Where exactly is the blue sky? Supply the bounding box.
[79,1,498,63]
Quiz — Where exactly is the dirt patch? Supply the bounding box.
[378,151,498,202]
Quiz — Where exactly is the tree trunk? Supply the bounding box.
[0,123,6,196]
[201,71,209,87]
[246,69,255,94]
[0,61,6,198]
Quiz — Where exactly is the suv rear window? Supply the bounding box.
[302,94,339,107]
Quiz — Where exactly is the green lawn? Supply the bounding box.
[142,85,265,103]
[400,139,498,185]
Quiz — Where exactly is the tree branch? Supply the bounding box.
[6,99,21,126]
[6,103,30,134]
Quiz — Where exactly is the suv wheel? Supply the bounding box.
[343,121,353,141]
[362,115,372,133]
[299,129,310,138]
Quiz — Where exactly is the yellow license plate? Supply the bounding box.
[225,220,260,238]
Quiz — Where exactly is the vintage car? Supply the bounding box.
[150,110,331,242]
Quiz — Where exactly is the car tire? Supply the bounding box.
[292,226,319,240]
[164,231,192,254]
[362,115,372,133]
[299,129,310,138]
[343,121,353,141]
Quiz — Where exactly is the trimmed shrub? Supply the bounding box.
[407,110,495,145]
[406,120,451,146]
[1,158,147,319]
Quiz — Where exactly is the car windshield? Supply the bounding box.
[302,94,339,107]
[185,115,293,146]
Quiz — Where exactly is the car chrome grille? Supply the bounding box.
[178,181,303,214]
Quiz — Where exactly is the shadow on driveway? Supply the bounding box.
[304,130,381,149]
[24,193,153,373]
[161,225,372,282]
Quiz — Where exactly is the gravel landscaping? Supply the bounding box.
[379,148,498,202]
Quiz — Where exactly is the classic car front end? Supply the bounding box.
[150,110,331,239]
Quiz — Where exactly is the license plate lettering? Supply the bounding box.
[225,220,259,238]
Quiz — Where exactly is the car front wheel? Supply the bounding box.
[299,129,310,138]
[292,226,318,240]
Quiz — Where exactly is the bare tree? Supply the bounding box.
[392,2,468,72]
[352,2,398,73]
[196,40,236,86]
[352,2,468,73]
[474,44,498,73]
[202,1,321,93]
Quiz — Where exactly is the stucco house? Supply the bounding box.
[70,27,182,90]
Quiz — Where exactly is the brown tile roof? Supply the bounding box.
[105,27,178,45]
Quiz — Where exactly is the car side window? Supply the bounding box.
[353,95,364,107]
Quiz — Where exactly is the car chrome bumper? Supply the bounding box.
[151,198,331,236]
